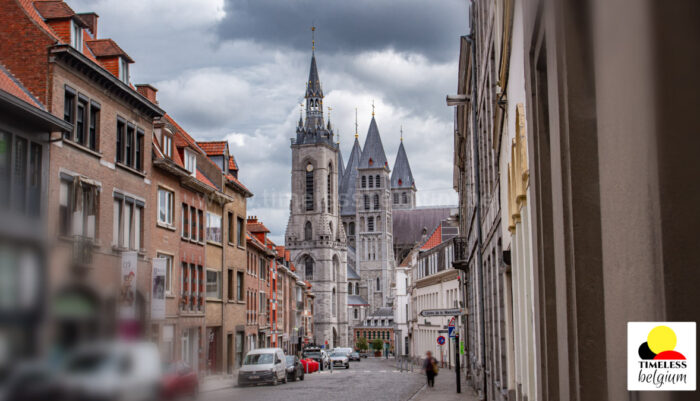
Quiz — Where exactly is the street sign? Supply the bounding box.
[437,336,446,345]
[438,329,449,334]
[448,317,456,327]
[448,326,456,338]
[420,308,464,317]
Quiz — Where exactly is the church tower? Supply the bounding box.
[355,113,395,310]
[285,40,348,348]
[390,135,417,209]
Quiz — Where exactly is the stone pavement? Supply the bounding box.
[200,373,236,393]
[410,365,480,401]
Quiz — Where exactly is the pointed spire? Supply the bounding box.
[359,116,388,169]
[371,99,375,116]
[391,139,416,189]
[354,108,359,139]
[340,135,363,215]
[400,125,403,142]
[311,25,316,53]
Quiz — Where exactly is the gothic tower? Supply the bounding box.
[285,46,349,348]
[355,115,395,310]
[390,137,417,209]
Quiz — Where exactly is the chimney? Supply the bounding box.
[77,13,99,36]
[136,84,158,104]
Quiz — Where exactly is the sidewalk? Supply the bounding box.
[410,367,479,401]
[200,373,236,393]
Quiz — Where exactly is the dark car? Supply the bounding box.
[285,356,305,381]
[349,352,361,361]
[161,361,198,400]
[301,348,327,371]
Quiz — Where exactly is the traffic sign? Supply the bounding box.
[420,308,464,317]
[448,326,456,338]
[437,336,446,345]
[448,317,456,327]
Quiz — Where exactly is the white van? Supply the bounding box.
[237,348,287,386]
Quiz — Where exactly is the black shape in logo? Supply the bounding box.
[638,341,657,360]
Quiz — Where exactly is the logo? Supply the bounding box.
[628,322,696,391]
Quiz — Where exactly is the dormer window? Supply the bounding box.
[162,133,172,158]
[71,20,83,51]
[184,149,196,177]
[119,57,129,83]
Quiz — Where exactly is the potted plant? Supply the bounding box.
[371,338,384,357]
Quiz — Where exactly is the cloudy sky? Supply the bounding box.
[72,0,468,242]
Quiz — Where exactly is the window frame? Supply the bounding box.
[157,187,174,226]
[157,252,174,295]
[184,149,197,176]
[206,269,222,300]
[206,211,222,244]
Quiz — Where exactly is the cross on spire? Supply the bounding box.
[400,125,403,141]
[311,25,316,52]
[371,100,375,116]
[355,108,359,138]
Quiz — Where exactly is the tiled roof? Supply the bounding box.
[247,221,270,234]
[392,207,455,246]
[228,156,238,171]
[348,295,369,306]
[164,114,204,154]
[196,169,217,190]
[197,141,227,156]
[421,224,442,250]
[18,0,60,41]
[34,0,74,20]
[86,39,134,63]
[368,307,394,317]
[0,63,43,109]
[225,173,251,195]
[347,265,360,280]
[338,146,345,179]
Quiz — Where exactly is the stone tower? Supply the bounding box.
[355,116,395,309]
[285,48,348,348]
[390,138,417,209]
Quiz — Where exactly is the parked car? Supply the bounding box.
[300,358,319,373]
[161,361,198,400]
[53,341,163,401]
[349,352,361,361]
[328,352,350,369]
[301,347,328,370]
[334,347,353,357]
[284,356,305,381]
[0,360,57,401]
[238,348,287,386]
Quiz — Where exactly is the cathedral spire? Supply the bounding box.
[391,138,416,189]
[304,27,324,130]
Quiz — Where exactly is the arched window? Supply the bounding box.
[364,195,369,210]
[348,283,353,294]
[376,277,380,291]
[305,256,314,280]
[355,282,359,294]
[354,308,358,319]
[305,164,314,211]
[349,222,355,235]
[368,216,374,232]
[402,192,407,204]
[375,175,380,188]
[361,175,366,188]
[373,194,379,210]
[333,256,339,282]
[332,288,337,317]
[368,175,374,188]
[304,221,312,241]
[327,163,332,212]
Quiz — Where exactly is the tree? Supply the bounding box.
[356,336,369,351]
[371,338,384,352]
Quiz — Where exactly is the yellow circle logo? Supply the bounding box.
[647,325,677,355]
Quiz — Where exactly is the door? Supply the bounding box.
[235,332,244,367]
[227,334,233,374]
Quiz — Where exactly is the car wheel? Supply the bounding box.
[346,363,350,369]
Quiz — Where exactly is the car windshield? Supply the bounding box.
[330,352,344,357]
[303,352,321,358]
[285,356,295,365]
[64,351,112,374]
[244,353,274,365]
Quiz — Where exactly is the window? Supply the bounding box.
[157,188,173,225]
[116,120,124,163]
[161,133,172,158]
[237,271,244,301]
[190,207,197,241]
[361,176,366,188]
[376,277,380,291]
[88,102,99,150]
[60,177,98,239]
[181,204,189,238]
[113,192,143,250]
[227,269,234,301]
[206,270,221,299]
[368,175,373,188]
[375,175,381,188]
[228,212,234,244]
[364,195,369,210]
[305,166,314,211]
[198,210,204,242]
[76,98,86,145]
[393,193,399,204]
[64,90,75,125]
[206,212,222,243]
[125,125,133,166]
[373,194,379,210]
[71,20,82,50]
[0,133,42,216]
[402,192,408,203]
[368,217,374,232]
[305,257,314,280]
[304,221,312,241]
[157,253,173,295]
[355,282,359,294]
[349,222,355,236]
[237,217,244,247]
[327,165,332,212]
[184,149,196,176]
[354,308,358,319]
[135,130,144,171]
[332,288,336,317]
[119,57,129,83]
[348,283,353,294]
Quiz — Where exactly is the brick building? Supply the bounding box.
[352,307,395,354]
[245,220,274,350]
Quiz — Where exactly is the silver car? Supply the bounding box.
[328,351,350,369]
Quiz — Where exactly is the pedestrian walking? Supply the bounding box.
[422,351,438,388]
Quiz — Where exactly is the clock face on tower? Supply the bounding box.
[306,164,314,172]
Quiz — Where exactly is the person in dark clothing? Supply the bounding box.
[422,351,438,388]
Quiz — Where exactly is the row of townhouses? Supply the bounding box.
[449,1,699,401]
[0,0,315,376]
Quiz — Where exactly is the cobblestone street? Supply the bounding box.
[201,358,427,401]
